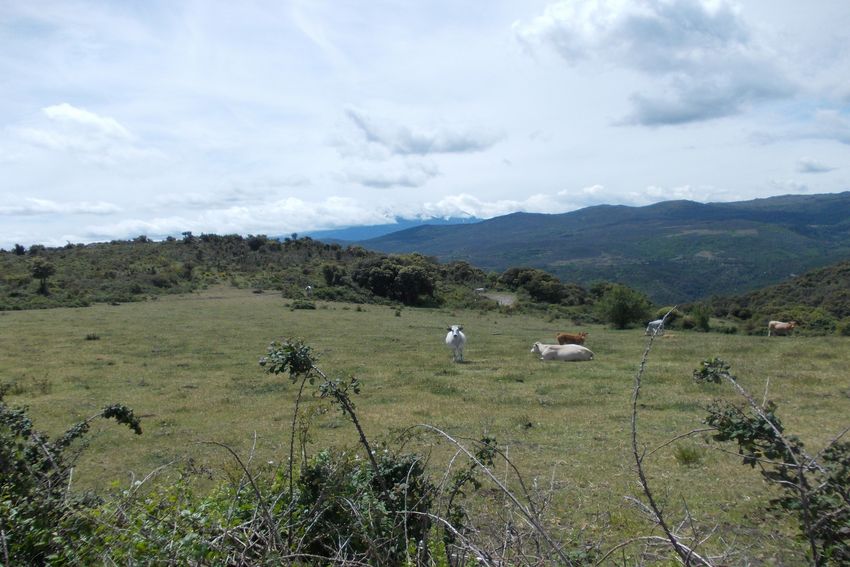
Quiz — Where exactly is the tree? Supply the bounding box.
[595,283,651,329]
[30,257,56,295]
[13,243,26,255]
[396,265,435,305]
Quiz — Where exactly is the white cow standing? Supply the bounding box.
[445,325,466,363]
[530,342,594,361]
[645,319,665,336]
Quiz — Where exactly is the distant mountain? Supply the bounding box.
[303,217,481,243]
[358,192,850,304]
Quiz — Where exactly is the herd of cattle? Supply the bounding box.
[444,318,800,363]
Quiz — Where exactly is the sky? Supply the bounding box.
[2,0,849,248]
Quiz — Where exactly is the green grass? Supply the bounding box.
[1,285,845,562]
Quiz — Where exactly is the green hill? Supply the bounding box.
[707,259,850,334]
[0,234,490,311]
[360,192,850,303]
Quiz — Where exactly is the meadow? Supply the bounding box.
[2,285,847,563]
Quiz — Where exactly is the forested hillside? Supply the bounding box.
[706,259,850,335]
[360,192,850,303]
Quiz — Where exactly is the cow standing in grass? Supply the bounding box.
[445,325,466,363]
[645,319,665,336]
[556,331,588,345]
[768,320,797,336]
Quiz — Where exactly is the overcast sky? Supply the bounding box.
[2,0,849,248]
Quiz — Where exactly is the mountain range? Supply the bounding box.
[346,192,850,304]
[302,217,481,242]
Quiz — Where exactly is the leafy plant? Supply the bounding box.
[595,283,651,329]
[702,361,850,564]
[0,385,142,564]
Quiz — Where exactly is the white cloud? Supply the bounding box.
[44,103,132,139]
[0,197,121,216]
[11,103,161,164]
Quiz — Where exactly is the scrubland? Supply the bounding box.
[2,285,847,563]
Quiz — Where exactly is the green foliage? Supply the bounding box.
[673,444,704,466]
[702,360,850,564]
[0,236,415,310]
[290,299,316,310]
[498,267,588,305]
[709,260,850,335]
[594,284,651,329]
[259,338,317,381]
[693,357,730,384]
[655,306,682,324]
[690,303,712,331]
[0,386,142,564]
[351,254,438,306]
[29,257,56,295]
[297,448,434,563]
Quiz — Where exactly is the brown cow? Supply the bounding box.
[556,331,588,345]
[768,320,797,336]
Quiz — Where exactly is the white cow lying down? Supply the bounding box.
[531,342,594,361]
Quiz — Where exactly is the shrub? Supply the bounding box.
[689,303,712,332]
[702,360,850,564]
[673,444,704,466]
[0,387,142,564]
[290,299,316,310]
[594,284,651,329]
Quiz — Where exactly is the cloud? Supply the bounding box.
[12,103,161,164]
[0,197,121,216]
[344,108,499,156]
[346,161,439,189]
[79,196,398,242]
[43,103,132,139]
[796,157,835,174]
[515,0,793,125]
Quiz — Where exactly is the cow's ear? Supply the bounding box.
[458,326,463,330]
[446,327,451,331]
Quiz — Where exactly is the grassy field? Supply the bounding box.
[2,286,847,562]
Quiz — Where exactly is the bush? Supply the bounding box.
[690,303,712,332]
[290,300,316,310]
[0,387,142,564]
[594,284,651,329]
